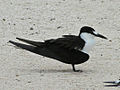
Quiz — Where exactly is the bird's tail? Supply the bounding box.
[9,40,37,52]
[16,37,44,47]
[9,40,60,60]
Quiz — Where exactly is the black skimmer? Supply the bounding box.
[104,79,120,87]
[9,26,107,72]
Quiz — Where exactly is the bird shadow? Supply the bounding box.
[19,68,77,73]
[17,68,95,75]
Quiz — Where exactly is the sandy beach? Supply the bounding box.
[0,0,120,90]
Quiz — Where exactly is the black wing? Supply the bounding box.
[15,35,85,51]
[9,36,88,64]
[104,81,120,87]
[45,35,85,50]
[104,85,118,87]
[104,81,116,84]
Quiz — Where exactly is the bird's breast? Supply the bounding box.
[81,39,95,53]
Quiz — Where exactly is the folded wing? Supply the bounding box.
[45,35,85,51]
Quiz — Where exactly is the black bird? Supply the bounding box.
[9,26,107,72]
[104,79,120,87]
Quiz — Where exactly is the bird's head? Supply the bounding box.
[79,26,107,40]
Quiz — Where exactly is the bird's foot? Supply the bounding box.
[74,70,83,72]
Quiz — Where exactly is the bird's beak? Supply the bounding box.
[93,31,108,39]
[96,33,108,39]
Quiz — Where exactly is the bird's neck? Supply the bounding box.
[80,33,96,53]
[80,33,94,41]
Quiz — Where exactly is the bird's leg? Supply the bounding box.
[72,64,76,71]
[72,64,83,72]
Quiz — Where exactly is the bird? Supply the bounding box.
[9,26,107,72]
[104,79,120,87]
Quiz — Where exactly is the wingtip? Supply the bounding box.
[103,81,115,83]
[104,85,118,87]
[16,37,26,41]
[9,40,17,45]
[9,40,14,43]
[16,37,20,40]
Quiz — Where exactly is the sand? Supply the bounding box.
[0,0,120,90]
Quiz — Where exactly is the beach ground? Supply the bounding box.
[0,0,120,90]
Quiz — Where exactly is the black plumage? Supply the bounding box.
[104,79,120,87]
[9,26,107,72]
[9,35,89,72]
